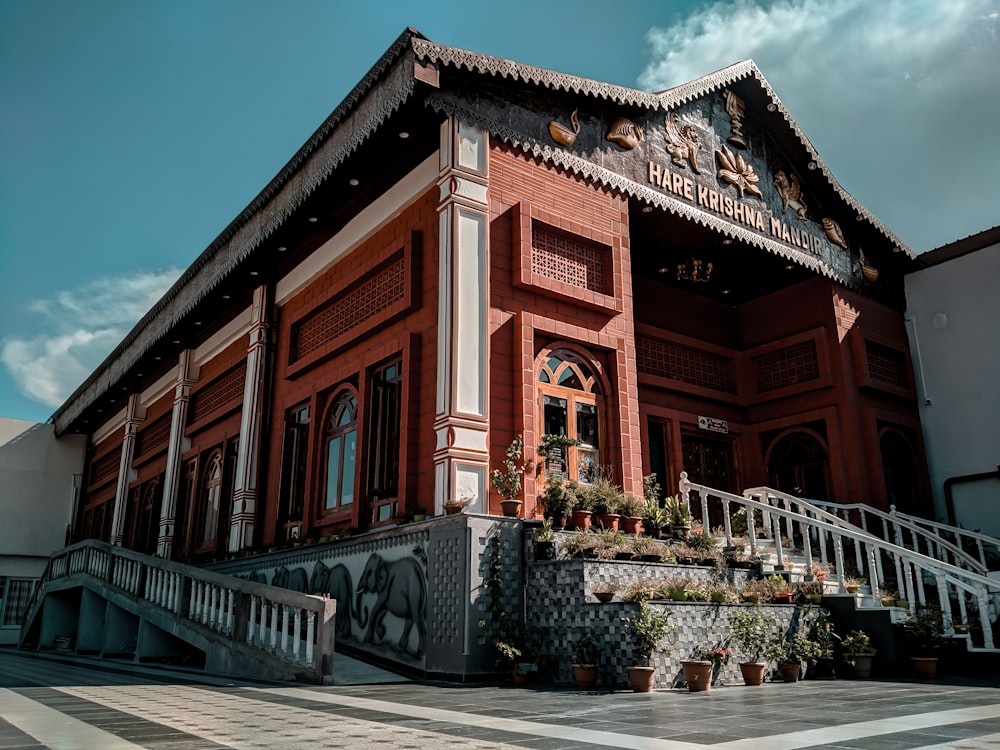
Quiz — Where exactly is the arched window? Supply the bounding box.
[324,390,358,512]
[200,452,223,545]
[766,430,830,501]
[537,348,603,484]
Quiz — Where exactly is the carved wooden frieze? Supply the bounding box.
[664,113,702,173]
[716,146,763,199]
[774,171,808,220]
[606,117,643,149]
[723,89,748,148]
[548,109,579,146]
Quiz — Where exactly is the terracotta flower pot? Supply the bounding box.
[739,661,766,686]
[573,664,598,690]
[571,509,592,532]
[596,513,620,531]
[621,516,643,534]
[681,660,713,692]
[500,499,522,517]
[777,662,801,682]
[627,665,656,692]
[911,656,938,679]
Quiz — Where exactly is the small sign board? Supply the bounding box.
[698,416,728,434]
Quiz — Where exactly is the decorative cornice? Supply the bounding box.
[52,30,424,434]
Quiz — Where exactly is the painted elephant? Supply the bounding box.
[271,565,308,592]
[309,561,354,639]
[355,551,426,657]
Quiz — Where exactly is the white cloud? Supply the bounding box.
[1,268,181,408]
[638,0,1000,251]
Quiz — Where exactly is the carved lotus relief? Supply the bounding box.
[664,112,702,173]
[716,146,762,199]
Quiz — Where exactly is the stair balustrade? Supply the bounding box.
[679,472,998,650]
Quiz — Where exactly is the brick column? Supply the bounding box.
[109,393,143,546]
[229,284,269,552]
[156,349,197,558]
[433,117,491,514]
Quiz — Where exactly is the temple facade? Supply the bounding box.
[58,29,930,565]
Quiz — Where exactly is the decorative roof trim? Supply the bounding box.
[425,93,854,288]
[52,39,422,434]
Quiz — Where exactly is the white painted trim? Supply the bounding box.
[92,407,128,446]
[194,307,252,366]
[140,368,175,409]
[276,153,438,305]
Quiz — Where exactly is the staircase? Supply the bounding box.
[679,473,1000,651]
[18,539,337,683]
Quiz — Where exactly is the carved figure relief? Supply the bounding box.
[355,548,427,657]
[664,113,702,173]
[716,146,763,198]
[724,89,748,148]
[822,217,848,248]
[773,170,809,220]
[606,117,643,149]
[548,109,580,147]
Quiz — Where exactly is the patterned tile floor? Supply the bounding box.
[2,649,999,749]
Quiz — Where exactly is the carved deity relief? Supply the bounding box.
[548,109,580,147]
[773,170,809,220]
[606,117,643,149]
[716,145,762,198]
[724,89,748,148]
[822,217,848,249]
[664,112,702,173]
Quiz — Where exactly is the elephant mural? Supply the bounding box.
[271,565,309,592]
[309,561,354,639]
[355,547,427,657]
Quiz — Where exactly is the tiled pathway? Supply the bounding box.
[2,650,999,749]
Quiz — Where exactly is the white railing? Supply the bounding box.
[806,499,988,576]
[23,539,336,683]
[679,472,998,649]
[891,507,1000,575]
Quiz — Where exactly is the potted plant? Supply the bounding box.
[618,494,646,534]
[622,600,674,692]
[480,532,540,683]
[537,433,581,477]
[664,494,692,539]
[534,518,557,561]
[569,481,593,531]
[727,605,778,685]
[804,608,837,679]
[843,577,861,594]
[572,633,599,689]
[631,535,665,562]
[588,475,624,530]
[840,629,876,678]
[592,581,617,603]
[539,474,576,529]
[491,435,525,517]
[740,576,773,604]
[411,506,427,522]
[769,630,815,682]
[901,608,946,678]
[682,643,733,692]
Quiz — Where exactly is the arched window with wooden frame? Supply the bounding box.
[198,451,224,547]
[537,347,604,485]
[323,389,358,514]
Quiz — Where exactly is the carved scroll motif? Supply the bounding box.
[606,117,643,149]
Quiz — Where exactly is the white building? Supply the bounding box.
[904,226,1000,537]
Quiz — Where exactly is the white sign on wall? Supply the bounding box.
[698,416,729,434]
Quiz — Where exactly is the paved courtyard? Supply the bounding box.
[2,649,999,750]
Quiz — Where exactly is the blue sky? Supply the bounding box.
[1,0,998,423]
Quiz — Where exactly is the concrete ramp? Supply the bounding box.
[19,540,337,684]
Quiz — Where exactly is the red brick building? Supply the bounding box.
[58,29,930,562]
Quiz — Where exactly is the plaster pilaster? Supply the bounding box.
[156,349,197,558]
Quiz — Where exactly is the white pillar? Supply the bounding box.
[433,117,491,514]
[110,394,143,546]
[229,284,269,552]
[156,349,197,558]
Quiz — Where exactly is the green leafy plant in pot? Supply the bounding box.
[840,629,876,678]
[901,608,946,678]
[572,633,599,690]
[491,435,525,517]
[727,605,778,685]
[622,600,673,692]
[540,473,576,529]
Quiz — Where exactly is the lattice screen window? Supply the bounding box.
[189,366,246,424]
[636,337,736,393]
[135,413,171,458]
[90,448,121,486]
[531,224,607,294]
[866,340,909,389]
[292,256,406,362]
[753,340,820,393]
